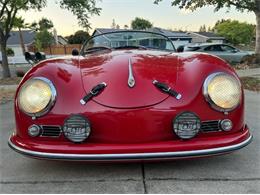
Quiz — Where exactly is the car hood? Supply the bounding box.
[79,50,232,109]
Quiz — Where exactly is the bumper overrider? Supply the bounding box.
[8,126,252,161]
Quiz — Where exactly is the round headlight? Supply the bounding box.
[203,72,241,112]
[18,77,56,117]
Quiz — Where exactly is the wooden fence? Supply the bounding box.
[28,44,82,55]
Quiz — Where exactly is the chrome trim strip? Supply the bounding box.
[128,58,135,88]
[8,135,252,161]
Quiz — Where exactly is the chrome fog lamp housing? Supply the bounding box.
[63,115,91,143]
[18,77,57,117]
[173,112,201,140]
[203,72,241,112]
[220,119,233,131]
[28,125,41,137]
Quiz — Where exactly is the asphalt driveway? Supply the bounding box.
[0,90,259,193]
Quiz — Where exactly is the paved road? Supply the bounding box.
[0,91,259,193]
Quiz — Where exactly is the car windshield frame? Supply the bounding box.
[81,30,176,54]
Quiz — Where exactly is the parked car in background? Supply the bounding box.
[183,43,254,63]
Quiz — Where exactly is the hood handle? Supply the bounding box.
[80,82,107,105]
[153,80,182,100]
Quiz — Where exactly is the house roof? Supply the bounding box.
[148,27,191,38]
[57,35,68,45]
[7,30,36,45]
[93,28,124,35]
[190,32,226,40]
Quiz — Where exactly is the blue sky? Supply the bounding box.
[21,0,255,36]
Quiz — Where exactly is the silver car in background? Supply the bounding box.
[183,43,254,63]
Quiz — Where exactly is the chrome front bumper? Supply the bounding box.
[8,135,253,161]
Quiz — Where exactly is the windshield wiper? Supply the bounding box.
[83,46,112,55]
[114,45,147,50]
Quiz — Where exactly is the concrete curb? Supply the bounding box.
[0,85,18,91]
[236,68,260,77]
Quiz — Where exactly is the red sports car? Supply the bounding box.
[8,31,252,161]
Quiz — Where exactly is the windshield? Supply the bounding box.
[82,31,175,53]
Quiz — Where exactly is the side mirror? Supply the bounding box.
[72,48,79,56]
[35,52,46,61]
[25,52,36,62]
[232,49,239,53]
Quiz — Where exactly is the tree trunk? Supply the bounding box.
[19,28,26,54]
[0,38,11,78]
[255,10,260,62]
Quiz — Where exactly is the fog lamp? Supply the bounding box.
[173,112,201,139]
[28,125,41,137]
[220,119,233,131]
[63,115,91,143]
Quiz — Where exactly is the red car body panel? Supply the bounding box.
[9,49,252,161]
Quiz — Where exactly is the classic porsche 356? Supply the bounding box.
[8,31,252,161]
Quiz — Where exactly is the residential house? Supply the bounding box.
[6,30,68,56]
[148,28,192,48]
[92,28,123,36]
[6,30,36,56]
[188,32,226,44]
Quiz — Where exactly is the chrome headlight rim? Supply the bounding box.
[18,77,57,117]
[203,72,242,113]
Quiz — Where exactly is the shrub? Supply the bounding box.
[241,54,258,64]
[6,48,14,56]
[16,70,25,77]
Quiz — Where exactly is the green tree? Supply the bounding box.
[29,18,54,51]
[111,19,116,29]
[67,30,90,44]
[0,0,101,78]
[154,0,260,60]
[199,24,207,32]
[35,29,53,51]
[6,48,14,56]
[214,20,255,45]
[38,17,54,31]
[131,17,153,30]
[31,18,54,31]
